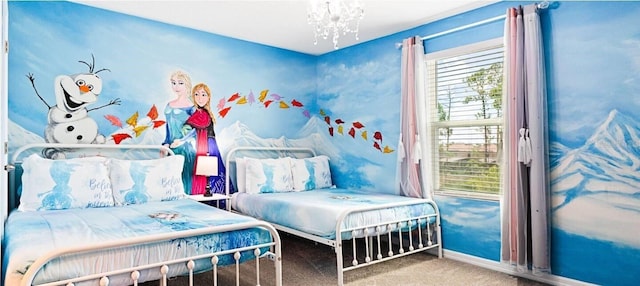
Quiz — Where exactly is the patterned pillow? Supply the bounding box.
[19,154,114,211]
[290,155,333,191]
[108,155,186,205]
[244,157,293,194]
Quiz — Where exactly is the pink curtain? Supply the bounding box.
[501,4,550,274]
[397,36,426,198]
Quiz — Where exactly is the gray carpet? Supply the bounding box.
[140,232,549,286]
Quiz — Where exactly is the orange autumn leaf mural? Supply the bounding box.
[211,89,393,154]
[104,104,165,144]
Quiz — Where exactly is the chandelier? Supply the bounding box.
[307,0,365,50]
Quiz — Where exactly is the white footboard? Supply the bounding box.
[334,199,442,286]
[20,221,283,286]
[261,199,442,286]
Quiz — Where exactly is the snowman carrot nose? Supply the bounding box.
[79,85,90,93]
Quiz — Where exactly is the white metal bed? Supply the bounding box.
[4,143,283,286]
[224,146,442,286]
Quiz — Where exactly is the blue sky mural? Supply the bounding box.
[7,1,401,194]
[8,1,317,142]
[546,2,640,149]
[315,50,404,192]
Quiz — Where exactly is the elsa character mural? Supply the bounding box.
[163,70,196,194]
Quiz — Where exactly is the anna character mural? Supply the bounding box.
[174,83,232,205]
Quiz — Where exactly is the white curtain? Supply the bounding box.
[501,4,550,274]
[397,36,432,199]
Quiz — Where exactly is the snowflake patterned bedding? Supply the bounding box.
[231,188,437,239]
[2,198,272,286]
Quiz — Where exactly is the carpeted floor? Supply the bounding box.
[140,232,549,286]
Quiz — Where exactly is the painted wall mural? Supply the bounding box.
[24,54,165,158]
[543,4,640,283]
[5,1,640,286]
[318,2,640,286]
[6,1,398,197]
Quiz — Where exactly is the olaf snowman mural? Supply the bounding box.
[27,55,120,157]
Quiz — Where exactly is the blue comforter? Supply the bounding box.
[231,188,436,239]
[3,198,271,285]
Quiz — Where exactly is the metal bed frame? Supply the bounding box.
[5,143,283,286]
[225,146,442,286]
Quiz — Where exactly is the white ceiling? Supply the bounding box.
[72,0,498,55]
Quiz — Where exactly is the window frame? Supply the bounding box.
[424,37,504,201]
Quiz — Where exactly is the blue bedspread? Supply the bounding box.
[231,188,436,239]
[2,198,271,285]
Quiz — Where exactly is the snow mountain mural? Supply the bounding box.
[551,109,640,248]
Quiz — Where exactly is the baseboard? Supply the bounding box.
[441,249,597,286]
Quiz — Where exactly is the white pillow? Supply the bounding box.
[235,157,247,193]
[108,155,186,205]
[290,155,333,191]
[244,157,293,194]
[19,154,114,211]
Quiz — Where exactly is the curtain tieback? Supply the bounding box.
[412,134,422,164]
[397,134,406,163]
[518,128,532,165]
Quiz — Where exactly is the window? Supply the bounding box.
[424,38,504,200]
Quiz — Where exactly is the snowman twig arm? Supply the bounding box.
[26,73,51,109]
[87,98,122,112]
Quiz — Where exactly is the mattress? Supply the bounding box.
[231,188,436,239]
[2,198,271,286]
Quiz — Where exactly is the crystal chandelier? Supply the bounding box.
[307,0,365,50]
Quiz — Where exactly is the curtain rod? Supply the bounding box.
[395,1,550,48]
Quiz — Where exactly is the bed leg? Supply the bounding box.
[212,256,219,286]
[254,248,261,285]
[418,219,424,249]
[367,235,373,262]
[335,241,345,286]
[397,223,404,254]
[234,252,241,286]
[437,224,443,258]
[160,265,169,286]
[131,270,140,286]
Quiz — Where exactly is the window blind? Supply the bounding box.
[428,45,504,197]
